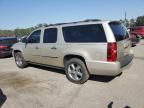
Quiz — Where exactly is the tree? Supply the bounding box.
[130,18,136,27]
[136,16,144,26]
[120,19,125,24]
[35,23,48,28]
[14,28,34,37]
[120,19,130,27]
[0,30,14,36]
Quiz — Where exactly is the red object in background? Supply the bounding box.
[0,45,8,49]
[128,26,144,38]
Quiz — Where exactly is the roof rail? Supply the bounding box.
[45,19,101,27]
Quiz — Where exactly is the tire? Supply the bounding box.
[14,52,28,68]
[64,58,89,84]
[136,34,142,39]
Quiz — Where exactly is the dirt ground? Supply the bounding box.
[0,40,144,108]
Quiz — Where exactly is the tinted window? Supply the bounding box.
[62,24,106,43]
[43,28,57,43]
[28,30,41,43]
[109,22,129,41]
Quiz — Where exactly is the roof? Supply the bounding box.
[41,19,110,28]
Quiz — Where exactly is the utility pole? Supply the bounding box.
[125,12,127,21]
[125,12,128,27]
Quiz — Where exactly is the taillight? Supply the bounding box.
[107,42,117,62]
[0,45,8,49]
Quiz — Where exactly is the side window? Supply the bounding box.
[62,24,107,43]
[28,30,41,43]
[43,28,57,43]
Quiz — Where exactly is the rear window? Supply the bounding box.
[62,24,107,43]
[0,38,17,45]
[109,22,129,41]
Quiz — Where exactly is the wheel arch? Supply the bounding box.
[12,50,22,57]
[63,54,86,66]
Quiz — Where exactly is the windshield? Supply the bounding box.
[109,22,129,41]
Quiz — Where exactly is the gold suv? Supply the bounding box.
[12,20,134,84]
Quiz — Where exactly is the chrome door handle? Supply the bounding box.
[51,46,57,50]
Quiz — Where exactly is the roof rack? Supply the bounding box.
[45,19,101,27]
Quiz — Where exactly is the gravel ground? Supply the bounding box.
[0,40,144,108]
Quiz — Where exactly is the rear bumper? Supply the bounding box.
[86,53,134,76]
[86,60,121,76]
[121,53,134,69]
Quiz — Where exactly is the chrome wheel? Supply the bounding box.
[15,54,23,66]
[68,63,83,81]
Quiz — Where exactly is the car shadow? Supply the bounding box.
[29,64,65,75]
[89,72,122,82]
[0,89,7,108]
[29,64,121,83]
[131,45,136,47]
[0,55,12,59]
[89,75,115,82]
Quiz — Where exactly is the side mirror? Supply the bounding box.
[22,37,28,43]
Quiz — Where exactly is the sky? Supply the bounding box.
[0,0,144,30]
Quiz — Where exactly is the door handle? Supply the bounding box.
[51,46,57,50]
[35,46,39,49]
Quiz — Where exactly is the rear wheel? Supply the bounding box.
[14,52,28,68]
[65,58,89,84]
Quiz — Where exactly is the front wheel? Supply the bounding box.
[65,58,89,84]
[14,52,28,68]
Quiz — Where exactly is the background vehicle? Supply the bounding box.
[130,34,140,47]
[12,20,134,84]
[128,26,144,38]
[0,37,17,57]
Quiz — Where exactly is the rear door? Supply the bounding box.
[109,22,132,67]
[41,28,60,66]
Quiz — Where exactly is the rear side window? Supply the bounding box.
[109,22,129,41]
[62,24,107,43]
[43,28,57,43]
